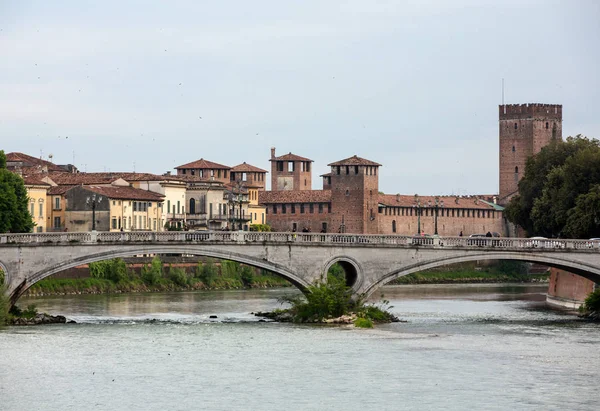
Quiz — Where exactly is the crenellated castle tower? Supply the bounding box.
[498,103,562,203]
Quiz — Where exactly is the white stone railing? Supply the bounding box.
[0,231,599,251]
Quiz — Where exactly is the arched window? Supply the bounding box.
[392,220,396,233]
[189,198,196,214]
[546,122,549,129]
[515,166,519,173]
[345,189,349,196]
[514,123,518,130]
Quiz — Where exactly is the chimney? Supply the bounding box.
[270,147,276,160]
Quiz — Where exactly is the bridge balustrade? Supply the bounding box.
[0,232,598,252]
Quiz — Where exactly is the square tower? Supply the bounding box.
[499,103,562,203]
[269,148,313,191]
[328,155,381,234]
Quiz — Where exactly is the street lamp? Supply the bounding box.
[431,196,444,236]
[413,194,422,235]
[86,193,103,231]
[234,181,245,231]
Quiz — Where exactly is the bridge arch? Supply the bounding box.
[0,260,8,287]
[362,251,600,299]
[11,245,312,305]
[323,256,363,290]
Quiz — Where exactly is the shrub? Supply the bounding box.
[169,267,189,287]
[0,286,8,326]
[327,263,346,283]
[196,259,218,286]
[89,259,129,283]
[141,255,163,285]
[240,266,254,287]
[221,260,241,279]
[250,224,271,232]
[581,289,600,314]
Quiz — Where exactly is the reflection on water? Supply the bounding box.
[3,284,599,411]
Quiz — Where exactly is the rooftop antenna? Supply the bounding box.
[133,161,136,173]
[502,78,505,105]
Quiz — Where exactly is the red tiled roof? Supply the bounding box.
[47,172,125,185]
[328,155,382,167]
[21,175,51,186]
[231,162,268,173]
[6,152,64,171]
[259,190,331,204]
[378,194,499,210]
[175,158,231,170]
[77,186,165,201]
[320,172,332,177]
[47,185,72,195]
[269,152,313,162]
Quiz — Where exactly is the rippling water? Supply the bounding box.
[1,284,599,411]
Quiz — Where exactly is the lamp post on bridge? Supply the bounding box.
[413,194,423,235]
[428,196,444,236]
[86,193,103,231]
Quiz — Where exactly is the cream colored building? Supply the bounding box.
[23,176,50,233]
[64,185,164,232]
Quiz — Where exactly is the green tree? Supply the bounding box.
[141,255,163,285]
[505,136,600,238]
[0,150,34,233]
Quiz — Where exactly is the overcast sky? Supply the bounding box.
[1,1,598,194]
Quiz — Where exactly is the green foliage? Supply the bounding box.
[327,263,346,283]
[9,303,38,319]
[240,266,254,287]
[196,259,218,286]
[580,289,600,314]
[0,286,9,326]
[279,276,356,322]
[0,269,4,287]
[141,255,163,285]
[505,136,600,238]
[168,267,189,287]
[0,150,35,233]
[250,224,271,232]
[220,260,241,279]
[89,258,129,283]
[354,317,374,328]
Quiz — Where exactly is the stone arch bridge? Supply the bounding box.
[1,231,599,306]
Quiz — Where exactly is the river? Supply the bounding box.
[1,284,599,411]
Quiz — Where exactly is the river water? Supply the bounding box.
[1,284,599,411]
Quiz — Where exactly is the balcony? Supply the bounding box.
[166,213,186,220]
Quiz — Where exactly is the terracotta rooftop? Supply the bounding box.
[328,155,382,167]
[231,162,268,173]
[47,172,125,185]
[259,190,331,204]
[269,152,313,162]
[378,194,500,210]
[320,172,332,177]
[21,175,51,186]
[47,185,72,195]
[175,158,231,170]
[77,186,165,201]
[6,152,64,172]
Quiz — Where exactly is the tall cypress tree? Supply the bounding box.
[0,150,34,233]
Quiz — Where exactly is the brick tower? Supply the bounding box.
[269,147,313,191]
[499,103,562,203]
[328,155,381,234]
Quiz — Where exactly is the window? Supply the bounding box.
[153,219,157,231]
[318,203,323,213]
[300,204,305,214]
[306,162,310,172]
[54,197,60,210]
[514,123,518,130]
[273,205,277,214]
[309,204,314,213]
[327,204,331,213]
[322,222,327,233]
[392,220,396,233]
[345,166,349,175]
[546,122,549,129]
[242,173,247,181]
[112,218,117,229]
[355,165,359,174]
[345,189,349,196]
[336,166,340,175]
[39,202,43,217]
[113,200,116,206]
[277,161,283,172]
[54,217,61,228]
[515,166,519,173]
[30,202,34,216]
[118,217,121,229]
[291,204,296,214]
[512,145,515,152]
[282,204,287,214]
[177,201,180,214]
[288,162,294,172]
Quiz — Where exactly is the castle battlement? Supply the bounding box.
[499,103,562,121]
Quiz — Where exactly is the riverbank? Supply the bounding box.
[24,275,291,297]
[392,271,549,284]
